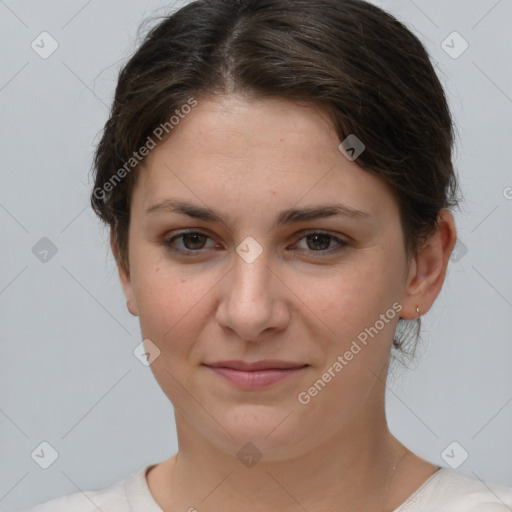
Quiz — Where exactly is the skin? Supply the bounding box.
[111,94,457,512]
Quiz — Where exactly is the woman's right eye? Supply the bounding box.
[163,231,218,254]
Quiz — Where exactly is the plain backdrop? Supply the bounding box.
[1,0,511,510]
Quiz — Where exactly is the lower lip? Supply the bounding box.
[205,365,308,389]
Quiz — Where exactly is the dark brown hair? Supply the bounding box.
[90,0,459,355]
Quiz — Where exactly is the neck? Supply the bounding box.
[148,396,418,512]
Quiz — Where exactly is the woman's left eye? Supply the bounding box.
[163,231,348,256]
[293,232,348,253]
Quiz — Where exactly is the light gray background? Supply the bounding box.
[1,0,511,510]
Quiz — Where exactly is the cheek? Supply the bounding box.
[300,262,402,407]
[315,260,400,335]
[132,257,212,347]
[134,266,212,401]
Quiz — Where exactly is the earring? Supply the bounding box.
[416,306,420,318]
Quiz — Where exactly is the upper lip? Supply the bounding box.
[204,360,308,371]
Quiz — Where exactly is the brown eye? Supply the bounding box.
[294,231,348,254]
[305,233,332,251]
[164,231,216,254]
[181,233,208,250]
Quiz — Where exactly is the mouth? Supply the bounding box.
[202,360,309,389]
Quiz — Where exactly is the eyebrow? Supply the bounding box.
[145,199,371,229]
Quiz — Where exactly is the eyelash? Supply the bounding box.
[163,230,349,257]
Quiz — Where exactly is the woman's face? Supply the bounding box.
[117,94,418,460]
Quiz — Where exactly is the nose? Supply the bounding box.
[215,247,290,342]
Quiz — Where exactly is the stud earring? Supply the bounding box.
[416,306,420,317]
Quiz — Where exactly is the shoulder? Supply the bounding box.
[23,466,152,512]
[403,467,512,511]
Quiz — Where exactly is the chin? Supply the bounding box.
[212,404,306,458]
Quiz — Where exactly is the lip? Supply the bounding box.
[203,360,309,389]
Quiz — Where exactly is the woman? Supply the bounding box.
[26,0,512,510]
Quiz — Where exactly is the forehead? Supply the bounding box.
[159,94,339,165]
[132,94,398,222]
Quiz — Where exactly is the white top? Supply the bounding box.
[24,464,512,511]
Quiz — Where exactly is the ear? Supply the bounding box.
[401,210,457,319]
[110,229,139,317]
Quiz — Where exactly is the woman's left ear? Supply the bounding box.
[401,209,457,319]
